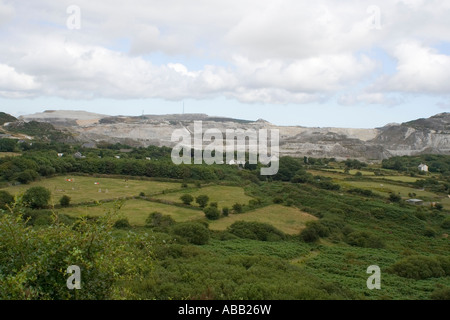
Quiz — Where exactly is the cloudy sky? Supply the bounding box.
[0,0,449,127]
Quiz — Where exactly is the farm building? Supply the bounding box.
[418,164,429,172]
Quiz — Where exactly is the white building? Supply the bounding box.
[418,164,429,172]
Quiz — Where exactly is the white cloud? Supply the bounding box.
[0,64,39,98]
[374,41,450,94]
[0,0,449,104]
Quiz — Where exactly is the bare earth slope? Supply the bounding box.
[18,111,450,161]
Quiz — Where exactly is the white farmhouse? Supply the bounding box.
[418,164,429,172]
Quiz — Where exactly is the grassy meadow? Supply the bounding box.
[2,175,184,204]
[208,204,317,235]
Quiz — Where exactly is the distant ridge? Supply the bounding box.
[3,110,449,160]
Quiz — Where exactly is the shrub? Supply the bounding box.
[181,183,188,188]
[145,212,175,228]
[210,202,218,208]
[299,221,330,243]
[441,218,450,229]
[139,192,146,197]
[232,203,243,214]
[204,206,220,220]
[435,203,444,211]
[59,195,71,207]
[222,207,230,217]
[345,231,385,248]
[227,221,285,242]
[23,186,51,209]
[172,222,210,245]
[424,227,436,238]
[0,203,153,300]
[285,199,294,207]
[273,197,284,204]
[430,286,450,300]
[196,195,209,208]
[180,194,194,205]
[16,169,39,184]
[34,214,53,227]
[300,227,319,243]
[0,190,14,210]
[348,188,374,197]
[389,193,401,203]
[114,218,131,229]
[388,255,447,280]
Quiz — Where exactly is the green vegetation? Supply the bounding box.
[227,221,286,242]
[196,194,209,208]
[204,205,220,220]
[0,190,14,210]
[1,139,449,300]
[0,112,17,125]
[0,203,152,299]
[59,195,71,207]
[156,185,254,210]
[23,186,51,209]
[180,194,194,205]
[209,205,317,235]
[172,222,210,245]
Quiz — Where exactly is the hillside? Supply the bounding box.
[0,112,17,125]
[16,110,450,160]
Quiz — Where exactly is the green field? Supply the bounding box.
[58,199,204,226]
[209,204,317,235]
[340,180,438,198]
[154,185,255,209]
[372,176,424,183]
[2,176,184,204]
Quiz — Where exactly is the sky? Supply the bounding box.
[0,0,449,128]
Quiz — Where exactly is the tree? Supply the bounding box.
[196,195,209,208]
[59,195,71,207]
[0,138,16,152]
[23,186,51,209]
[204,206,220,220]
[172,222,210,245]
[145,212,175,228]
[15,169,39,184]
[210,202,218,208]
[180,194,194,205]
[0,190,14,210]
[222,207,230,217]
[114,218,131,229]
[389,193,402,203]
[232,203,243,214]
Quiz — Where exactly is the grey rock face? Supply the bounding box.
[18,111,450,161]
